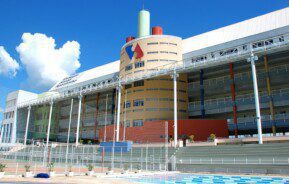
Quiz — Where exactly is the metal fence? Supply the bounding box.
[0,143,173,175]
[1,141,289,175]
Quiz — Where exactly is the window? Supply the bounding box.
[134,99,144,107]
[169,43,177,46]
[169,52,177,55]
[146,108,158,111]
[125,64,133,71]
[147,88,158,91]
[147,51,158,54]
[135,61,145,68]
[125,84,132,89]
[146,98,158,101]
[147,42,158,45]
[133,89,144,92]
[124,101,131,108]
[160,42,168,45]
[134,80,144,87]
[133,119,143,127]
[147,59,158,62]
[124,120,130,127]
[160,51,168,54]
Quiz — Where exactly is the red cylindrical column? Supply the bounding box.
[230,63,238,138]
[152,26,163,35]
[126,36,135,43]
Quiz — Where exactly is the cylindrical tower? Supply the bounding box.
[138,10,150,37]
[120,35,188,128]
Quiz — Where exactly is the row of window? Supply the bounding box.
[4,111,14,120]
[147,78,186,83]
[125,80,145,89]
[124,88,187,94]
[123,99,144,108]
[122,108,187,113]
[147,42,178,46]
[146,98,186,102]
[125,61,145,71]
[147,51,177,55]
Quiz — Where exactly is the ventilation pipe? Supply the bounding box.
[152,26,163,35]
[126,36,135,43]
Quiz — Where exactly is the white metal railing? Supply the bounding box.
[227,113,289,125]
[177,157,289,165]
[189,63,289,88]
[17,33,289,108]
[189,87,289,110]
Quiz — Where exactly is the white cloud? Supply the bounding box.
[16,33,81,90]
[0,107,3,113]
[0,46,20,77]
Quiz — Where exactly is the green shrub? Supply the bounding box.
[86,164,94,171]
[24,165,31,172]
[208,133,216,142]
[0,164,6,172]
[189,135,194,142]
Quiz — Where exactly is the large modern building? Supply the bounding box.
[1,7,289,145]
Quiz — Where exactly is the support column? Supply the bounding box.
[200,69,205,118]
[76,95,82,146]
[104,94,108,142]
[65,98,74,164]
[46,101,54,148]
[116,83,122,142]
[229,63,238,138]
[172,70,179,148]
[264,55,276,135]
[249,53,263,144]
[0,125,3,143]
[123,90,127,141]
[11,108,17,144]
[24,106,31,145]
[3,124,7,143]
[94,93,100,142]
[7,124,11,143]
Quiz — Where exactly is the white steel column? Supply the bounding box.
[104,94,108,142]
[76,95,82,146]
[249,53,263,144]
[24,106,31,145]
[7,123,11,143]
[0,125,3,143]
[46,101,54,148]
[3,124,7,143]
[172,70,179,148]
[116,83,122,142]
[65,98,74,164]
[123,90,127,141]
[11,108,17,144]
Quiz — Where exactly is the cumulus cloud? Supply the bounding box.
[0,46,20,77]
[16,33,81,90]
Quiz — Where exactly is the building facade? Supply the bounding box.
[1,8,289,144]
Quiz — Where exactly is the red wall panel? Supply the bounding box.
[99,119,228,143]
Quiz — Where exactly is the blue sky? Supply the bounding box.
[0,0,288,120]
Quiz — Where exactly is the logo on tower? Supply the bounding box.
[125,43,144,60]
